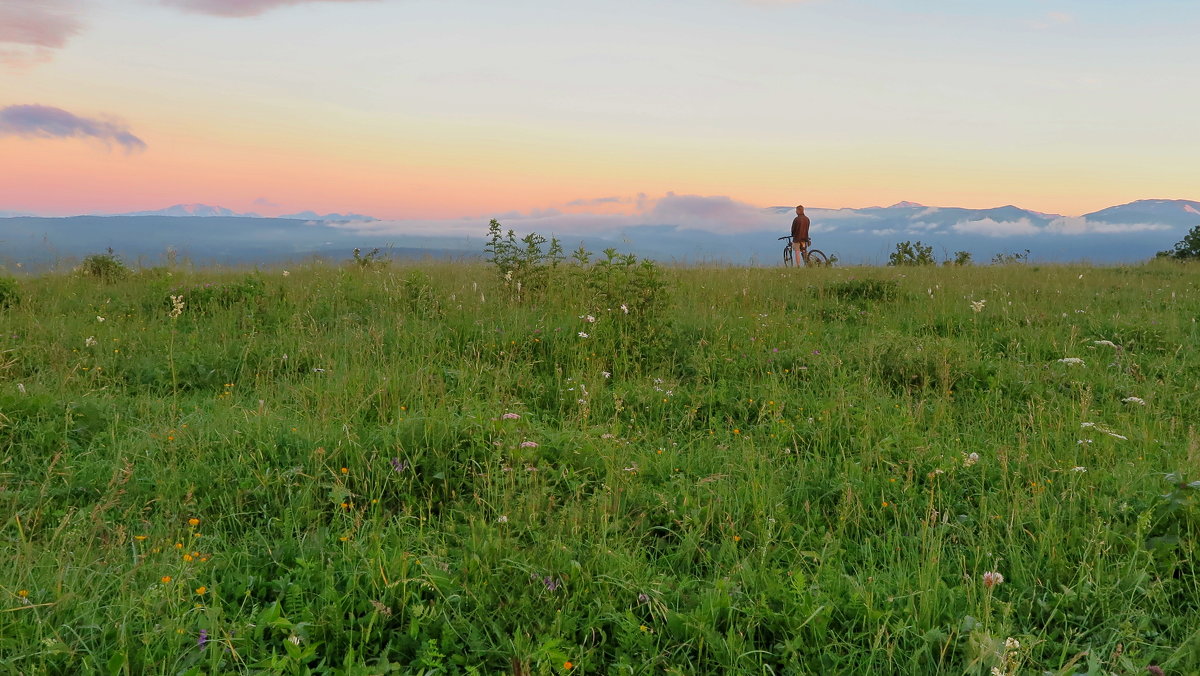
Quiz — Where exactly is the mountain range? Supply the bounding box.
[2,199,1197,268]
[106,204,379,222]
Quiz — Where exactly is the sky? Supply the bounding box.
[2,0,1198,225]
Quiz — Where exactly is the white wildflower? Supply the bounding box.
[1077,439,1092,444]
[85,336,97,347]
[601,371,611,378]
[1057,357,1085,365]
[96,316,105,322]
[620,304,629,314]
[963,452,980,467]
[1005,637,1020,651]
[287,635,301,646]
[497,515,508,524]
[169,295,185,319]
[969,299,986,313]
[1093,340,1119,348]
[17,383,26,395]
[282,270,290,277]
[579,314,596,323]
[578,332,589,338]
[982,571,1004,588]
[1122,396,1146,406]
[1070,466,1087,472]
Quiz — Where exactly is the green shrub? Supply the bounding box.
[1156,225,1200,260]
[991,249,1030,265]
[887,240,935,266]
[77,248,129,281]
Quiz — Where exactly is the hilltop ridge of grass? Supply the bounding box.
[1,257,1199,674]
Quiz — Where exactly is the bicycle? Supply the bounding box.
[779,236,829,267]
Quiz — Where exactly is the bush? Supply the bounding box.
[887,241,935,266]
[1156,225,1200,260]
[991,249,1030,265]
[77,248,129,281]
[945,251,973,266]
[0,275,18,309]
[351,247,391,270]
[484,219,564,298]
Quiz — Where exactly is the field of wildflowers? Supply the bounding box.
[1,257,1198,674]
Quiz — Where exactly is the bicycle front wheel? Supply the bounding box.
[803,249,829,267]
[783,244,794,267]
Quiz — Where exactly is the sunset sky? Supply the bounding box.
[2,0,1197,221]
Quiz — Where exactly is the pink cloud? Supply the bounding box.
[0,0,83,65]
[0,104,147,153]
[161,0,378,17]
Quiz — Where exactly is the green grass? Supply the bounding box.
[1,259,1199,674]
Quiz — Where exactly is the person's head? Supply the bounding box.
[795,205,805,215]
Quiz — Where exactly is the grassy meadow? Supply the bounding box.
[1,252,1199,675]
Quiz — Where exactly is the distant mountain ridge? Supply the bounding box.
[3,198,1197,268]
[97,204,378,221]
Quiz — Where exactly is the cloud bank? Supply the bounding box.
[161,0,378,17]
[0,0,83,66]
[0,104,147,152]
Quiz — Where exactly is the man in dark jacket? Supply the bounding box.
[791,205,811,261]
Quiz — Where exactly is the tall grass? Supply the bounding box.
[1,259,1198,674]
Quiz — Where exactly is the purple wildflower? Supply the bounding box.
[198,629,208,649]
[390,457,409,473]
[543,576,561,592]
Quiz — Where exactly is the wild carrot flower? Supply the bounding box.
[1093,339,1119,348]
[85,336,97,347]
[1070,466,1087,472]
[501,412,521,420]
[520,441,538,448]
[1057,357,1085,365]
[982,571,1004,588]
[1122,396,1146,405]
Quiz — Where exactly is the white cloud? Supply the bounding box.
[951,218,1041,237]
[1046,217,1172,235]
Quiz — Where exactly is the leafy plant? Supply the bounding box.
[1156,225,1200,260]
[887,241,935,266]
[991,249,1030,265]
[77,248,130,281]
[945,250,973,266]
[352,246,391,270]
[484,219,565,299]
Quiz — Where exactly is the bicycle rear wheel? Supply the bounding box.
[803,249,829,267]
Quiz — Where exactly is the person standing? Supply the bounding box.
[791,205,811,262]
